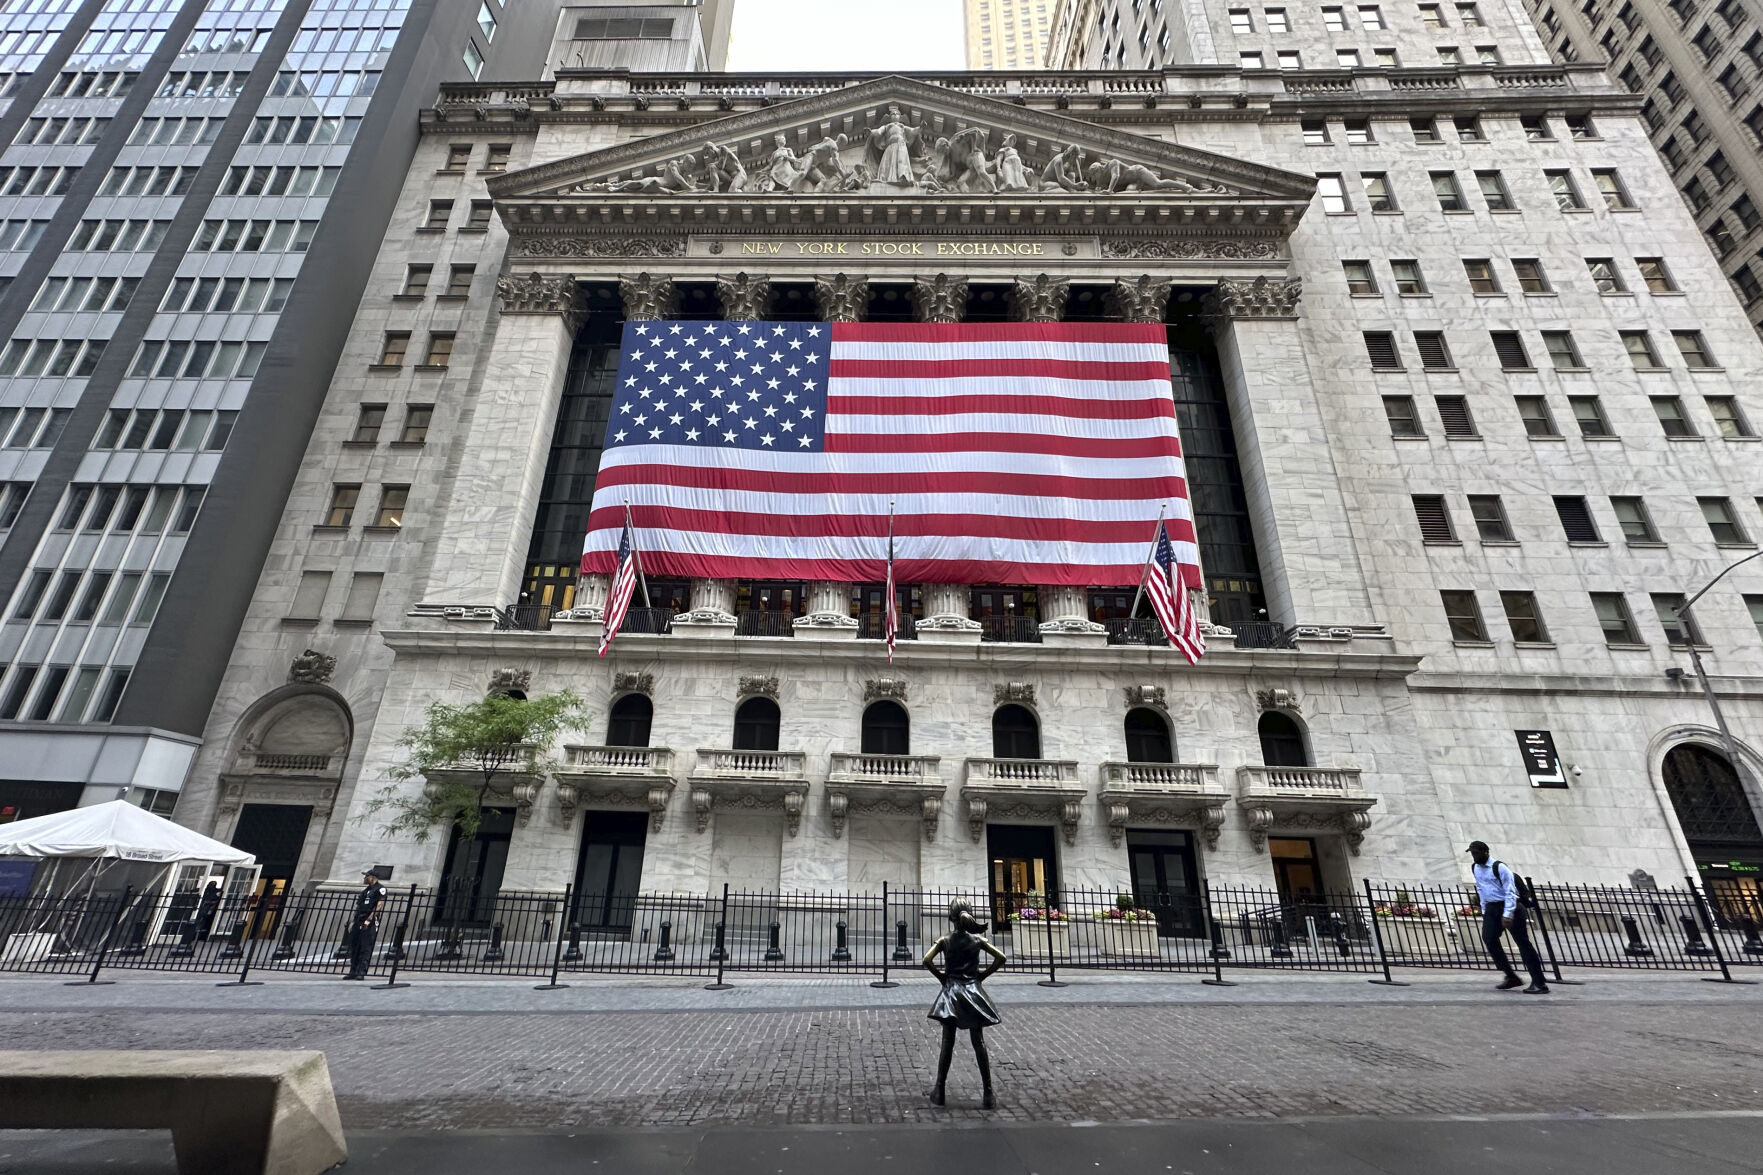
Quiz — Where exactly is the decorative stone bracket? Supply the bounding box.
[994,682,1036,705]
[614,672,655,697]
[960,784,1086,847]
[1236,765,1376,855]
[1124,684,1166,709]
[1254,687,1301,713]
[1096,762,1227,850]
[737,675,779,699]
[688,748,810,835]
[864,678,908,703]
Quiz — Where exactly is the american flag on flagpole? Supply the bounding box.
[597,512,639,657]
[581,320,1202,591]
[1143,519,1205,665]
[883,504,899,663]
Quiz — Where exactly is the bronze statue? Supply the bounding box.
[922,898,1006,1108]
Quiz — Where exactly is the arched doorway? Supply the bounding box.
[861,700,909,755]
[1662,745,1763,913]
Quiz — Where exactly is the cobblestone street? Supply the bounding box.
[4,972,1762,1129]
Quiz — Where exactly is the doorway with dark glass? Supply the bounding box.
[987,823,1058,931]
[229,803,312,937]
[1127,829,1201,936]
[572,810,648,932]
[437,806,515,927]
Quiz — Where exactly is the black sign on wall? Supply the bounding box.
[1516,729,1568,788]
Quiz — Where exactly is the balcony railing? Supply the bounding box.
[1098,762,1217,790]
[735,611,794,637]
[963,757,1081,786]
[621,607,675,634]
[827,752,941,786]
[1233,621,1298,650]
[1105,618,1168,646]
[693,748,808,779]
[978,616,1042,644]
[561,745,675,775]
[1237,765,1365,799]
[238,753,333,774]
[495,604,555,632]
[856,613,917,641]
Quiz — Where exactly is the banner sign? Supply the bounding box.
[1516,729,1568,789]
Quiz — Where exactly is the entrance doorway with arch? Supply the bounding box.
[1660,742,1763,914]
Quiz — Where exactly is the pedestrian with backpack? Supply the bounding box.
[1468,840,1549,994]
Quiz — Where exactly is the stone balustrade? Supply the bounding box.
[827,753,942,786]
[963,757,1082,786]
[1235,765,1375,856]
[561,745,675,774]
[1236,764,1364,799]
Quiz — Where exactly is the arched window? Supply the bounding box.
[1662,744,1763,854]
[733,696,780,751]
[1125,708,1174,763]
[605,694,653,748]
[1257,711,1307,767]
[992,704,1040,759]
[861,700,910,755]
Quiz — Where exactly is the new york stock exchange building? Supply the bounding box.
[174,46,1763,944]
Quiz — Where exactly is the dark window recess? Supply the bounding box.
[733,696,780,751]
[1413,495,1456,541]
[1364,331,1401,368]
[1554,496,1601,542]
[1414,331,1452,368]
[1435,395,1477,436]
[1490,331,1531,369]
[861,700,910,755]
[606,693,652,747]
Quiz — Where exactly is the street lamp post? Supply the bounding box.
[1675,549,1763,791]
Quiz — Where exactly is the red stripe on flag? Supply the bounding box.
[833,321,1167,344]
[830,358,1174,382]
[592,463,1192,503]
[827,393,1176,420]
[586,504,1201,546]
[581,551,1167,586]
[825,432,1184,459]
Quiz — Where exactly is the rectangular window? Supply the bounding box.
[1432,171,1466,212]
[1546,170,1585,210]
[1438,44,1461,63]
[1653,395,1695,437]
[423,200,452,230]
[1511,259,1550,293]
[1266,7,1290,30]
[325,485,359,527]
[1622,332,1663,370]
[1699,497,1751,545]
[1475,44,1500,63]
[1475,170,1513,211]
[1586,258,1626,293]
[1516,396,1558,436]
[1323,6,1346,29]
[1435,395,1477,437]
[1344,119,1374,144]
[1317,174,1350,213]
[1468,495,1513,541]
[1358,3,1384,26]
[444,143,472,172]
[1591,168,1632,209]
[1336,48,1360,66]
[1342,260,1378,294]
[1635,258,1676,292]
[1411,116,1440,142]
[423,334,455,368]
[375,485,409,528]
[1456,2,1484,23]
[1414,331,1453,369]
[1364,331,1401,369]
[1707,396,1754,438]
[1277,49,1303,67]
[1302,119,1330,146]
[289,570,330,620]
[1383,395,1423,436]
[1542,331,1583,371]
[463,41,485,79]
[465,201,493,231]
[1454,116,1484,142]
[1570,396,1612,437]
[1413,494,1456,541]
[1361,172,1397,211]
[1554,496,1601,542]
[1592,592,1640,643]
[1230,7,1253,31]
[1490,331,1531,370]
[1672,331,1716,368]
[1390,259,1427,294]
[91,669,130,723]
[131,574,170,625]
[1242,50,1265,68]
[377,332,409,367]
[485,144,511,173]
[400,406,433,445]
[1652,593,1703,646]
[1440,590,1488,641]
[352,405,386,444]
[1463,258,1500,294]
[340,572,384,621]
[401,265,431,297]
[1373,47,1399,66]
[1419,3,1445,25]
[1501,592,1548,642]
[1611,497,1659,543]
[1521,115,1553,140]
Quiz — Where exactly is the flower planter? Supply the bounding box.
[1005,920,1070,960]
[1095,920,1161,959]
[1373,915,1457,958]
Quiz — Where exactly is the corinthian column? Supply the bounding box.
[814,273,868,322]
[908,274,980,643]
[1010,273,1069,323]
[908,273,967,323]
[715,271,771,320]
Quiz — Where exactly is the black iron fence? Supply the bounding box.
[6,876,1757,988]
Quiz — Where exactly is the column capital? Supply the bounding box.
[813,272,869,322]
[909,274,968,323]
[1107,276,1173,324]
[1009,274,1069,322]
[715,271,772,320]
[496,271,584,328]
[1203,275,1303,322]
[620,273,679,321]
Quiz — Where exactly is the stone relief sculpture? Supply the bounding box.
[993,134,1030,192]
[1085,157,1230,194]
[761,132,809,192]
[937,126,995,193]
[865,105,924,186]
[1039,144,1089,192]
[698,141,746,192]
[799,134,851,191]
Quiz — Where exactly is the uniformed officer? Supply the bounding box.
[344,868,386,980]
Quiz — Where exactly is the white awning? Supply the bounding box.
[0,800,254,865]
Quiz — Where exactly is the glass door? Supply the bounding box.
[572,810,648,932]
[1126,829,1200,937]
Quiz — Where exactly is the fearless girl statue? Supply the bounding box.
[921,898,1007,1108]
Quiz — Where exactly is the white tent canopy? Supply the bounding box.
[0,800,253,865]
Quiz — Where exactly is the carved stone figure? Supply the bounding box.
[488,668,531,694]
[866,106,923,187]
[288,649,335,685]
[814,273,869,322]
[799,134,851,191]
[761,133,808,192]
[1085,157,1225,194]
[993,134,1030,192]
[1039,144,1088,191]
[938,126,995,193]
[698,141,746,192]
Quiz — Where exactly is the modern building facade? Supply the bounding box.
[963,0,1054,69]
[165,2,1763,925]
[1518,0,1763,340]
[0,0,732,828]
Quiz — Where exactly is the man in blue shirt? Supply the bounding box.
[1468,840,1549,994]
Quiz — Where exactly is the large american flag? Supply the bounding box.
[580,321,1202,589]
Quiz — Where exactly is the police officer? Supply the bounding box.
[344,868,386,980]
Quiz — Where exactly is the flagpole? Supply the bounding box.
[884,498,896,663]
[1126,505,1167,621]
[624,499,651,608]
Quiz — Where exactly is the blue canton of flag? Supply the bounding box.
[1154,524,1177,581]
[607,321,831,453]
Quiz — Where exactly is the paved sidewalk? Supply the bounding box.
[6,1114,1763,1174]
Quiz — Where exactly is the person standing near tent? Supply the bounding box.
[344,868,385,980]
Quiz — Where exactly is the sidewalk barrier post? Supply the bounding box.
[483,920,506,963]
[892,920,913,961]
[763,919,784,962]
[1267,917,1292,959]
[217,903,264,987]
[1036,893,1067,988]
[562,922,583,963]
[1739,914,1763,955]
[708,920,727,961]
[372,887,416,991]
[1518,876,1584,985]
[169,914,199,959]
[536,883,572,990]
[654,918,676,963]
[1199,881,1236,987]
[1678,913,1714,957]
[1620,914,1654,956]
[831,919,850,963]
[705,883,733,990]
[217,916,247,960]
[67,887,129,987]
[1361,880,1409,987]
[271,897,305,961]
[871,882,899,989]
[118,905,149,957]
[1688,877,1755,985]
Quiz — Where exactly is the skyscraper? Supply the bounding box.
[964,0,1054,69]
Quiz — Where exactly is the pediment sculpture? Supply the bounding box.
[556,104,1233,200]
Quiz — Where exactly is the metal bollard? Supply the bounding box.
[119,915,149,957]
[653,919,676,962]
[384,913,409,963]
[1620,914,1654,956]
[1330,912,1352,957]
[563,922,584,963]
[1268,918,1293,959]
[832,918,851,962]
[483,921,506,963]
[1739,915,1763,956]
[217,919,247,959]
[708,920,727,962]
[764,919,784,962]
[169,919,199,958]
[272,904,306,961]
[891,919,913,962]
[1208,914,1231,960]
[1679,913,1714,956]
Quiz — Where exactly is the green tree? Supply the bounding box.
[368,690,585,842]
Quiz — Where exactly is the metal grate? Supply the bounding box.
[1412,495,1455,542]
